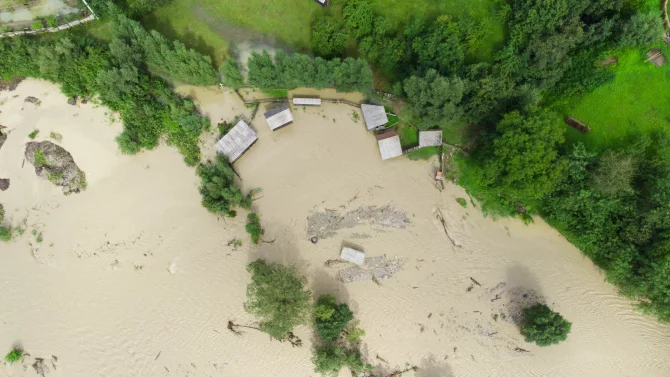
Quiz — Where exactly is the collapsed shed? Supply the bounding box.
[646,48,667,68]
[264,103,294,131]
[419,130,443,148]
[361,104,389,131]
[340,247,365,265]
[215,119,258,163]
[292,97,321,106]
[376,130,403,160]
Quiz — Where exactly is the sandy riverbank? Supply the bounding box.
[1,79,669,377]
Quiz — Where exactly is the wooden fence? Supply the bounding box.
[0,14,95,38]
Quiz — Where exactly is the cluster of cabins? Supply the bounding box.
[215,98,442,164]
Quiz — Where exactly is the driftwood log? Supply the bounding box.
[564,116,591,134]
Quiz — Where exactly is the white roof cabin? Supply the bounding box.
[292,97,321,106]
[264,104,294,131]
[376,130,403,160]
[361,104,388,131]
[215,119,258,163]
[340,247,365,265]
[419,130,442,147]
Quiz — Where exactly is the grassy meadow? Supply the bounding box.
[554,43,670,152]
[141,0,505,64]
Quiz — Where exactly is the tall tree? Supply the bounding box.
[403,69,465,129]
[245,259,312,340]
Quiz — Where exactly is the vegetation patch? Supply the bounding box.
[4,348,22,363]
[28,129,39,139]
[407,146,437,160]
[520,304,572,347]
[245,212,264,244]
[197,155,253,217]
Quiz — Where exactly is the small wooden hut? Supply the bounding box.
[264,103,293,131]
[215,119,258,162]
[376,130,403,160]
[361,104,389,131]
[340,247,365,265]
[564,116,591,134]
[646,48,667,68]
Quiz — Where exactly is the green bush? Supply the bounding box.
[456,198,467,208]
[197,155,252,217]
[0,227,10,242]
[245,259,312,340]
[245,212,264,244]
[28,129,39,139]
[312,345,371,376]
[33,150,47,166]
[45,16,59,28]
[4,348,22,363]
[31,20,44,30]
[220,58,245,89]
[314,295,353,341]
[311,16,348,58]
[520,304,572,347]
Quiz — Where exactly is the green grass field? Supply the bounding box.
[142,0,505,64]
[554,44,670,152]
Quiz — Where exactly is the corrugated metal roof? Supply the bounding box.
[264,104,294,131]
[361,104,388,130]
[377,134,403,160]
[215,120,258,163]
[292,97,321,106]
[419,130,442,147]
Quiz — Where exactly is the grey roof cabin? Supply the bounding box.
[292,97,321,106]
[215,119,258,163]
[376,130,403,160]
[361,104,389,131]
[264,104,294,131]
[419,130,443,148]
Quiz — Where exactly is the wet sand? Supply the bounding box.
[1,79,669,377]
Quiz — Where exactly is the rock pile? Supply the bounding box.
[25,141,87,195]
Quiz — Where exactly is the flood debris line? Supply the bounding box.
[307,204,411,239]
[25,141,87,195]
[432,208,461,248]
[336,255,405,283]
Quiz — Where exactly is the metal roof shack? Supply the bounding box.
[292,97,321,106]
[419,130,443,147]
[215,119,258,163]
[340,247,365,265]
[264,103,294,131]
[361,104,388,131]
[376,130,403,160]
[647,48,667,68]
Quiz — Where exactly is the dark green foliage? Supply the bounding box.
[31,20,44,30]
[403,69,465,129]
[0,227,11,242]
[314,295,354,341]
[456,198,467,208]
[521,304,572,347]
[359,16,406,76]
[463,108,567,213]
[28,130,39,139]
[342,0,374,39]
[412,15,464,76]
[197,155,252,217]
[220,58,245,89]
[247,50,373,92]
[245,212,265,244]
[619,12,664,47]
[122,0,173,16]
[312,16,348,58]
[541,136,670,321]
[312,345,371,376]
[245,259,312,340]
[4,348,22,363]
[111,14,217,85]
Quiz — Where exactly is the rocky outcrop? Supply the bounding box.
[25,141,87,195]
[0,77,23,92]
[24,96,40,104]
[0,179,8,191]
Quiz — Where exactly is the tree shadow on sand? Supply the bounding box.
[504,263,546,325]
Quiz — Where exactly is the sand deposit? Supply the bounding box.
[0,80,670,377]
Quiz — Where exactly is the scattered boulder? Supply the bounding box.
[67,97,77,106]
[0,131,6,151]
[24,96,40,104]
[0,179,9,191]
[25,141,87,195]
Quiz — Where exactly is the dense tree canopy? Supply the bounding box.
[314,295,354,341]
[403,69,465,129]
[521,304,572,347]
[312,16,349,58]
[220,58,245,89]
[245,259,312,340]
[197,155,252,217]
